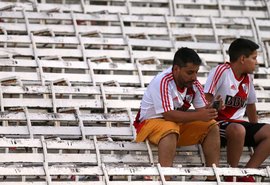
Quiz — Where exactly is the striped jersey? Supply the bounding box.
[204,63,257,120]
[139,67,207,122]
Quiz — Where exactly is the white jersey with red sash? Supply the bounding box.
[204,63,257,121]
[134,67,207,133]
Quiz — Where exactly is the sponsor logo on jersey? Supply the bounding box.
[242,83,248,94]
[230,84,236,90]
[225,95,247,108]
[185,94,193,103]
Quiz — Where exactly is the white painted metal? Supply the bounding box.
[0,1,269,184]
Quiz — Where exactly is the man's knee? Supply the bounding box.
[226,123,245,138]
[207,124,220,137]
[159,132,178,144]
[202,124,220,146]
[254,124,270,142]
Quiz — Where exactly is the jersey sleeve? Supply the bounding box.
[204,65,225,96]
[247,76,257,104]
[193,81,208,108]
[150,75,174,114]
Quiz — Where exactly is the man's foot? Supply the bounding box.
[205,178,216,181]
[143,176,153,181]
[224,176,255,182]
[237,176,255,182]
[224,176,236,182]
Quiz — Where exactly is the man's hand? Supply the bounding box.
[197,107,218,122]
[208,95,224,111]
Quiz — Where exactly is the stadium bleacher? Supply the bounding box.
[0,0,270,184]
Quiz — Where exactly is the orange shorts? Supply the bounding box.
[135,118,217,146]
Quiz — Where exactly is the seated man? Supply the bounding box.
[204,38,270,182]
[134,47,220,181]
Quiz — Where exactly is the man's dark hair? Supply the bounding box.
[173,47,201,67]
[228,38,259,62]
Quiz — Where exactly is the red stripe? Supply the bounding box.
[209,64,230,94]
[160,73,168,111]
[160,73,173,112]
[209,64,225,93]
[217,75,250,120]
[194,80,207,104]
[160,74,168,112]
[133,109,145,133]
[163,75,173,112]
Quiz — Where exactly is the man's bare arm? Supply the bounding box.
[163,108,218,123]
[246,103,258,123]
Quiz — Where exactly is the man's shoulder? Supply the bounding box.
[212,63,230,70]
[209,63,231,79]
[153,68,174,83]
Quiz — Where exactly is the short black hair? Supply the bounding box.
[228,38,259,62]
[173,47,201,67]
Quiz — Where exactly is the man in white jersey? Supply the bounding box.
[204,38,270,182]
[134,47,220,181]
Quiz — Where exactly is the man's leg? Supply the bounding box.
[136,118,179,181]
[246,124,270,168]
[225,123,246,167]
[158,133,178,181]
[202,124,220,167]
[158,133,178,167]
[202,124,220,180]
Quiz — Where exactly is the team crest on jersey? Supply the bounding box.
[185,94,193,103]
[230,84,236,90]
[242,83,248,94]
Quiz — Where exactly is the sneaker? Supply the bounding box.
[70,175,76,181]
[237,176,255,182]
[224,176,236,182]
[205,178,216,181]
[143,176,153,181]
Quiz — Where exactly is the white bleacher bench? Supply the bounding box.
[0,76,269,112]
[0,1,269,185]
[0,11,269,68]
[0,110,136,140]
[0,83,144,111]
[0,36,261,65]
[0,137,268,172]
[253,17,270,67]
[0,11,262,46]
[0,12,259,41]
[0,57,269,88]
[0,7,269,68]
[0,111,269,167]
[0,34,265,66]
[0,108,269,166]
[174,0,270,18]
[0,162,269,184]
[0,0,269,18]
[0,137,205,167]
[0,58,204,86]
[0,80,270,112]
[0,59,161,86]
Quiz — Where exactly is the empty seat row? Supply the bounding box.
[1,0,270,18]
